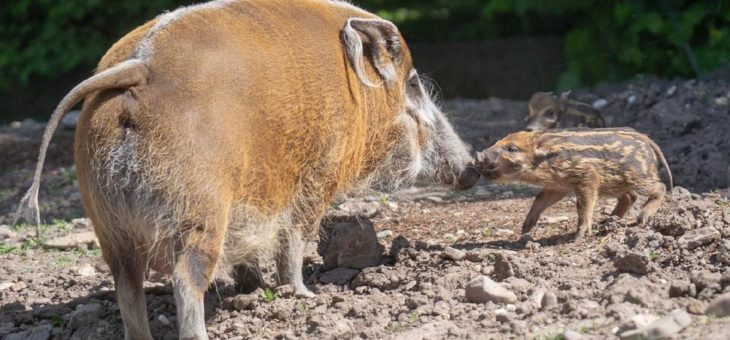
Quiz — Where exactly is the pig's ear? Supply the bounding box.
[559,90,572,110]
[342,18,402,87]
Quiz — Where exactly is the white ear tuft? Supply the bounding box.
[342,18,402,88]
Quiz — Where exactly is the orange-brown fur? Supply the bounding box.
[526,91,605,131]
[476,128,672,239]
[17,1,479,339]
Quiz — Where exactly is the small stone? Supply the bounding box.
[443,247,466,261]
[541,291,558,310]
[11,281,27,292]
[564,329,585,340]
[717,239,730,265]
[494,308,510,323]
[9,121,22,129]
[158,314,171,326]
[592,98,608,109]
[465,275,517,304]
[665,85,677,96]
[691,270,721,293]
[44,231,99,250]
[525,241,540,251]
[706,292,730,317]
[541,215,570,224]
[0,282,13,291]
[687,300,706,315]
[0,225,15,239]
[319,268,359,285]
[318,216,384,270]
[677,227,720,250]
[71,303,102,327]
[336,201,380,218]
[715,97,729,106]
[75,263,97,277]
[62,110,80,129]
[620,309,691,340]
[71,218,92,229]
[376,230,393,239]
[669,280,690,297]
[614,251,650,275]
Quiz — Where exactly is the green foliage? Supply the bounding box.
[261,288,276,303]
[360,0,730,88]
[0,0,727,91]
[0,0,189,88]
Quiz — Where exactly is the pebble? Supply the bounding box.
[0,282,13,291]
[677,227,720,250]
[619,309,691,340]
[0,225,15,239]
[44,231,99,250]
[541,215,570,224]
[541,291,558,310]
[158,314,171,326]
[592,98,608,109]
[75,263,97,277]
[715,97,729,106]
[465,275,517,304]
[376,230,394,239]
[614,251,650,275]
[706,292,730,317]
[11,281,27,292]
[665,85,677,96]
[563,329,585,340]
[443,247,466,261]
[717,239,730,265]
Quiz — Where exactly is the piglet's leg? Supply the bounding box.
[522,189,568,234]
[610,192,638,218]
[276,228,315,298]
[575,185,599,239]
[637,182,666,225]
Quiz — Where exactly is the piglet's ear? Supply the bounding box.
[342,18,403,87]
[559,90,572,110]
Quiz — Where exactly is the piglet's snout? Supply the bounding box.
[476,150,499,171]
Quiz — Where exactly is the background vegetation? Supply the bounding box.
[0,0,728,104]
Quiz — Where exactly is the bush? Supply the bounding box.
[1,0,728,90]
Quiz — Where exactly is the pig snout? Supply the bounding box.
[455,163,481,190]
[476,149,499,171]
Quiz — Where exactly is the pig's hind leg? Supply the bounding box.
[610,192,638,218]
[637,182,666,225]
[276,227,315,298]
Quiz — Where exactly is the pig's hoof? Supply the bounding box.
[294,288,316,299]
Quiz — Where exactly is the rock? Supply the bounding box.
[665,85,677,96]
[717,239,730,265]
[318,216,384,270]
[541,291,558,310]
[687,299,707,315]
[4,324,52,340]
[74,263,97,277]
[465,275,517,304]
[614,250,650,275]
[11,281,27,292]
[319,268,359,285]
[225,294,257,311]
[71,218,93,229]
[44,231,99,250]
[158,314,171,326]
[677,227,720,250]
[691,270,721,294]
[493,253,524,280]
[494,308,510,322]
[0,225,15,239]
[669,280,690,297]
[564,329,585,340]
[620,309,691,340]
[443,247,465,261]
[336,201,380,218]
[0,282,13,291]
[715,97,729,106]
[376,230,393,239]
[61,110,80,129]
[70,303,102,327]
[592,98,608,109]
[706,292,730,317]
[541,215,570,224]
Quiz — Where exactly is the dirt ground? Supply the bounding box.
[1,78,729,339]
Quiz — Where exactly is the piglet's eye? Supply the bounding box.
[504,144,520,152]
[544,110,556,118]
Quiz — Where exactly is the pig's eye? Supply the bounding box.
[544,110,556,118]
[408,75,420,89]
[504,144,520,153]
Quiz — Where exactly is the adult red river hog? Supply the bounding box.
[16,0,480,339]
